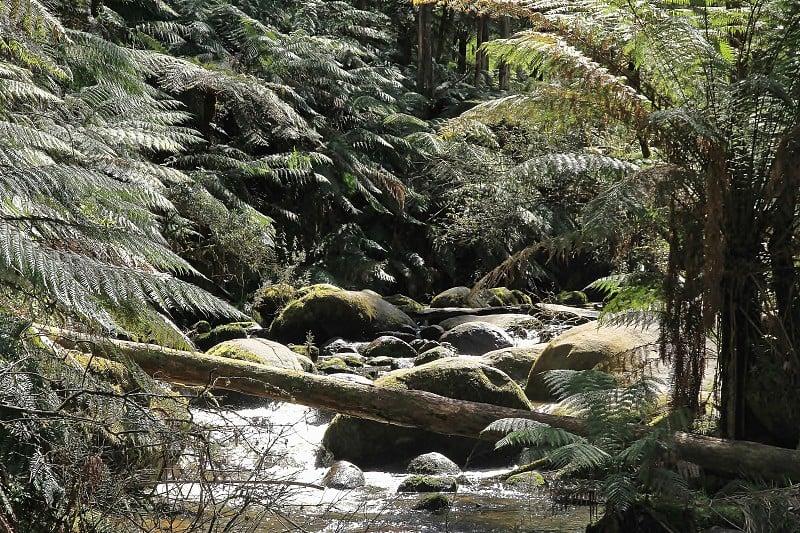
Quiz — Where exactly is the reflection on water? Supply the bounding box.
[156,400,592,532]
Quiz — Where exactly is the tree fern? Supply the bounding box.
[487,369,691,519]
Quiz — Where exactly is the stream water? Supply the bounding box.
[157,400,594,532]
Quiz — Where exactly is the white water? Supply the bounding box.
[156,400,592,532]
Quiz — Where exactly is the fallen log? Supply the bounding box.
[42,326,800,482]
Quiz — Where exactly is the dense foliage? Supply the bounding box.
[2,0,800,529]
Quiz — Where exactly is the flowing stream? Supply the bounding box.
[157,399,594,532]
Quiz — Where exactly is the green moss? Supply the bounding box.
[70,352,133,392]
[378,358,532,409]
[556,290,589,306]
[316,357,349,372]
[383,294,425,313]
[251,283,297,324]
[192,323,248,351]
[269,285,415,344]
[398,475,457,493]
[505,471,545,489]
[511,289,533,305]
[486,287,516,306]
[205,343,265,364]
[289,343,319,361]
[412,493,453,513]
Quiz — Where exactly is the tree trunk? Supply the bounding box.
[475,15,489,87]
[417,2,434,98]
[498,16,511,90]
[434,8,454,64]
[456,26,468,75]
[43,327,800,482]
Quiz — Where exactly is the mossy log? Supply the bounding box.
[42,326,800,482]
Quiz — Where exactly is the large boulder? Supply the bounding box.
[429,287,488,308]
[322,358,531,467]
[479,343,548,384]
[206,338,311,371]
[524,322,659,401]
[268,285,417,344]
[440,322,515,355]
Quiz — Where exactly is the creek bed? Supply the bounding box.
[157,400,594,532]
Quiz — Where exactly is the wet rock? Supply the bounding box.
[504,471,545,490]
[322,460,365,489]
[440,322,514,356]
[206,338,308,371]
[420,324,445,340]
[412,493,453,513]
[363,336,417,358]
[366,355,395,367]
[398,475,457,493]
[321,338,358,357]
[407,452,461,476]
[269,284,416,344]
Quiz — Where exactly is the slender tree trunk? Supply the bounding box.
[456,27,468,74]
[434,8,454,64]
[417,2,434,98]
[474,15,489,87]
[498,16,511,90]
[42,326,800,482]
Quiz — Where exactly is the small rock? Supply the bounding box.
[363,336,417,358]
[412,493,452,513]
[440,322,514,356]
[407,452,461,476]
[414,346,456,366]
[322,460,365,489]
[505,471,545,490]
[321,338,357,357]
[420,324,445,341]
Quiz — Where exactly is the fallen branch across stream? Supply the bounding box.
[41,326,800,483]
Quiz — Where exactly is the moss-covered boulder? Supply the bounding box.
[412,493,453,513]
[397,475,457,493]
[192,322,248,351]
[524,322,659,401]
[383,294,425,314]
[439,322,514,355]
[479,343,548,384]
[322,358,531,467]
[363,336,417,359]
[251,283,297,326]
[429,286,489,308]
[505,471,546,490]
[556,290,589,306]
[268,285,416,344]
[206,338,309,371]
